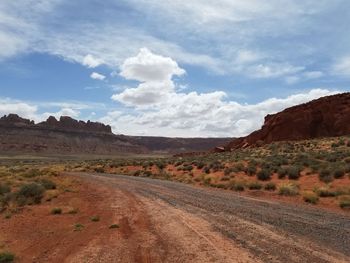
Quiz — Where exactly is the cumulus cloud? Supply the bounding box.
[112,48,185,107]
[41,107,80,120]
[109,50,340,137]
[120,48,185,82]
[0,98,38,120]
[83,54,103,68]
[0,97,102,124]
[90,72,106,80]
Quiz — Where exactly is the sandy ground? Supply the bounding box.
[1,173,350,262]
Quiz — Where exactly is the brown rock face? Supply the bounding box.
[38,116,112,134]
[0,114,231,155]
[226,93,350,150]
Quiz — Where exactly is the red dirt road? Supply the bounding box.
[1,173,350,262]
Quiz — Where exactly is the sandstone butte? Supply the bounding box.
[225,92,350,150]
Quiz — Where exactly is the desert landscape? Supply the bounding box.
[1,94,350,262]
[1,1,350,262]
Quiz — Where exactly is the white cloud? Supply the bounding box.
[333,56,350,76]
[0,98,38,120]
[120,48,185,82]
[90,72,106,80]
[106,88,340,137]
[249,64,305,79]
[0,97,103,123]
[83,54,104,68]
[108,50,340,137]
[112,48,185,107]
[41,107,80,120]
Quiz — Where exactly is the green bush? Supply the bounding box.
[286,166,301,180]
[94,167,105,173]
[247,163,257,176]
[315,187,336,197]
[0,252,15,263]
[264,182,276,191]
[248,181,262,190]
[17,183,45,205]
[319,169,333,183]
[39,179,56,190]
[74,223,84,231]
[278,183,299,196]
[257,169,271,181]
[109,224,119,229]
[0,184,11,195]
[90,216,100,222]
[182,165,193,172]
[232,182,245,191]
[51,207,62,215]
[302,191,319,204]
[339,198,350,209]
[203,166,210,174]
[333,168,345,179]
[277,168,287,179]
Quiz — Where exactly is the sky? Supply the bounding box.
[1,0,350,137]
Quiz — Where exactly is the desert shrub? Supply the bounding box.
[248,181,262,190]
[0,252,15,262]
[220,175,231,181]
[74,223,84,231]
[277,168,287,179]
[319,169,333,183]
[51,207,62,215]
[339,196,350,209]
[233,162,245,172]
[203,177,211,186]
[196,162,205,169]
[257,169,271,181]
[182,165,193,172]
[232,182,245,191]
[94,167,105,173]
[90,216,100,222]
[278,183,299,196]
[286,166,301,180]
[203,166,210,174]
[264,182,276,191]
[0,184,11,195]
[109,224,119,229]
[302,191,319,204]
[22,168,42,178]
[132,170,141,176]
[155,162,166,170]
[247,163,257,176]
[39,179,56,190]
[143,171,153,177]
[333,168,345,179]
[209,161,224,172]
[68,208,78,214]
[315,187,336,197]
[16,183,45,205]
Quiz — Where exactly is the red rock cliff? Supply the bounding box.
[225,92,350,150]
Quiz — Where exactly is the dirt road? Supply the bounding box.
[71,173,350,263]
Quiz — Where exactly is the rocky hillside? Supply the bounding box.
[0,114,145,155]
[225,92,350,150]
[0,114,231,155]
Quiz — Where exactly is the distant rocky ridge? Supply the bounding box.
[225,92,350,150]
[0,114,112,134]
[0,114,231,155]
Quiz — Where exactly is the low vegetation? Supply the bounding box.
[0,252,15,263]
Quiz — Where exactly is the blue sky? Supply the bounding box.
[1,0,349,137]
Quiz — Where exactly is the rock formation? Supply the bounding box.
[225,92,350,150]
[0,115,230,155]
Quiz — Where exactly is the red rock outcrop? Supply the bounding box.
[225,92,350,150]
